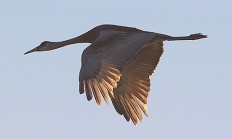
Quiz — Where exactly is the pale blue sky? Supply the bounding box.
[1,0,231,139]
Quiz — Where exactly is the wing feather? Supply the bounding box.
[79,30,163,124]
[91,79,102,105]
[126,94,143,121]
[79,31,155,103]
[110,41,163,124]
[124,96,138,124]
[118,95,131,121]
[96,80,110,103]
[111,95,123,114]
[85,80,93,101]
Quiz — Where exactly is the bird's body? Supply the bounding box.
[25,24,207,125]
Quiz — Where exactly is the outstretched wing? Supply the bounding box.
[111,41,164,124]
[79,30,155,105]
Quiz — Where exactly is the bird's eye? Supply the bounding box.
[40,41,48,46]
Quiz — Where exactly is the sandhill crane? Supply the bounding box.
[25,24,207,125]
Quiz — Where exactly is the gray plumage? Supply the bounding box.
[25,24,207,125]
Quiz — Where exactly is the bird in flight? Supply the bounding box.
[25,24,207,125]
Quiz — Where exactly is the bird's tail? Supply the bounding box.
[165,33,207,41]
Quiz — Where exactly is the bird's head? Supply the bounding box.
[24,41,57,55]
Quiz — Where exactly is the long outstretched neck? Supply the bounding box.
[165,33,207,41]
[57,33,96,47]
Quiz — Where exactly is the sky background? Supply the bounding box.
[1,0,231,139]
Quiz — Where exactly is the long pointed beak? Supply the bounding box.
[24,48,36,55]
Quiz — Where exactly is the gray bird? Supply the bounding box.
[25,24,207,125]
